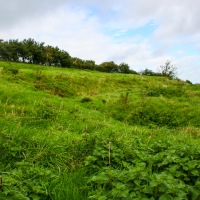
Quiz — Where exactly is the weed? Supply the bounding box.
[86,136,200,199]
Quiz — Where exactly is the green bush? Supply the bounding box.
[145,86,184,97]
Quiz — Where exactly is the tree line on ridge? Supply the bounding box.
[0,38,177,78]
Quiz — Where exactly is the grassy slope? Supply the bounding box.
[0,61,200,199]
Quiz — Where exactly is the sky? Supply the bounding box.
[0,0,200,83]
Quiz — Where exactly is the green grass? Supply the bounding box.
[0,61,200,199]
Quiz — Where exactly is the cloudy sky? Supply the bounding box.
[0,0,200,83]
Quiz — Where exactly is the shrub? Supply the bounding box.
[145,86,184,97]
[81,97,92,103]
[186,80,192,84]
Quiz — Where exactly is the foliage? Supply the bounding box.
[145,86,184,97]
[141,61,178,80]
[141,69,158,76]
[86,136,200,199]
[160,61,177,79]
[186,80,192,84]
[97,61,119,73]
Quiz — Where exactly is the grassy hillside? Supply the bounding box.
[0,61,200,199]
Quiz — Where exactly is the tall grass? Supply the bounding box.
[50,170,88,200]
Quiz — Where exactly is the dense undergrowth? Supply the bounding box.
[0,61,200,199]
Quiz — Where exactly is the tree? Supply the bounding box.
[72,57,84,69]
[97,61,119,73]
[0,41,10,60]
[141,68,156,76]
[118,63,130,73]
[83,60,96,70]
[59,50,71,67]
[160,61,177,79]
[44,45,54,66]
[7,39,20,62]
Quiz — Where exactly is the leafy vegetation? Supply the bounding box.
[86,135,200,199]
[0,61,200,199]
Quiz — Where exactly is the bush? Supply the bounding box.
[145,86,184,97]
[81,97,92,103]
[186,80,192,84]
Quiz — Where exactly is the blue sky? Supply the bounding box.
[0,0,200,83]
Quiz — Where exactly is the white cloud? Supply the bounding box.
[0,0,200,83]
[0,0,67,29]
[175,56,200,83]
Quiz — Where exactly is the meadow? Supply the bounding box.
[0,61,200,199]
